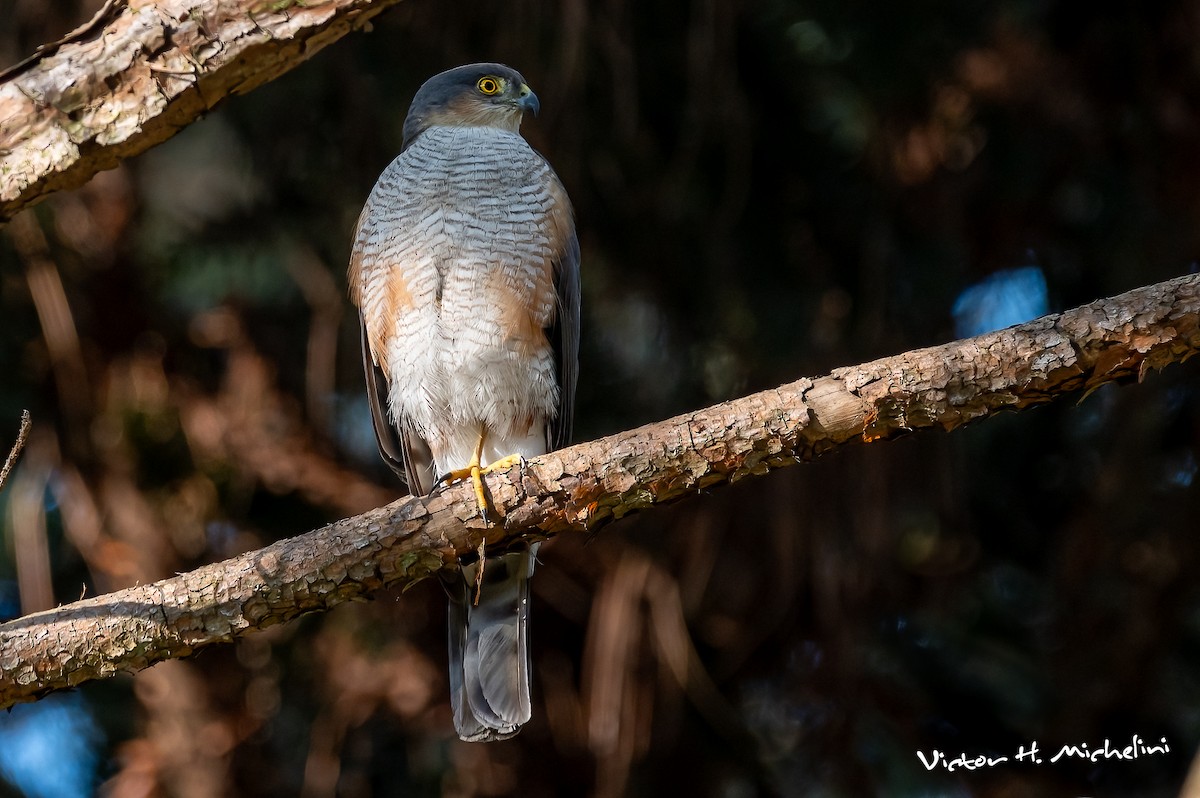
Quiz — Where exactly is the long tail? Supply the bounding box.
[443,544,539,741]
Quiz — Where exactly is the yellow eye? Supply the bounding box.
[477,76,502,95]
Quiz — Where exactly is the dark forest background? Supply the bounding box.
[2,1,1200,796]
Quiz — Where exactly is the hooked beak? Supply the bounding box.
[517,83,540,116]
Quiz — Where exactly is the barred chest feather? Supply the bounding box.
[353,125,570,474]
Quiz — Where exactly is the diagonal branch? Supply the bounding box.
[0,0,405,222]
[1,272,1198,707]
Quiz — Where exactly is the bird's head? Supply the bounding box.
[402,63,540,148]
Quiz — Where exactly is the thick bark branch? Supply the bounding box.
[0,0,403,221]
[1,272,1198,707]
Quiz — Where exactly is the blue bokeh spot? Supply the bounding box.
[953,266,1050,338]
[0,694,103,798]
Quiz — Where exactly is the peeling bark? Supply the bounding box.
[0,0,404,221]
[2,272,1197,708]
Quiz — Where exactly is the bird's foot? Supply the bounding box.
[480,453,525,477]
[440,454,526,521]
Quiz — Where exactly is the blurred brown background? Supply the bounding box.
[2,0,1200,796]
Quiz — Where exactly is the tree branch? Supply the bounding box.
[0,410,31,494]
[0,0,404,222]
[2,272,1198,707]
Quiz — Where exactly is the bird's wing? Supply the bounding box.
[359,316,407,481]
[350,181,438,494]
[544,171,581,452]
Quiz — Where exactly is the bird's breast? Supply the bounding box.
[371,127,564,458]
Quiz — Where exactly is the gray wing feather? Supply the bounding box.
[548,229,581,451]
[359,315,436,494]
[360,317,407,483]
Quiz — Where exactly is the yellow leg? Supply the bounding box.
[439,431,525,520]
[439,431,526,604]
[441,433,489,516]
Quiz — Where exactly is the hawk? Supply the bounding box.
[348,63,580,741]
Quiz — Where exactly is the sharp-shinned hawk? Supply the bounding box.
[348,63,580,741]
